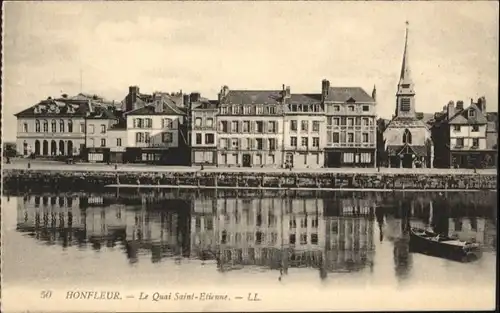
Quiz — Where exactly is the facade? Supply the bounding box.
[283,93,326,169]
[15,96,89,157]
[383,23,433,168]
[124,94,189,165]
[107,120,127,164]
[323,80,377,167]
[189,93,219,165]
[432,98,496,168]
[216,86,286,168]
[83,106,120,163]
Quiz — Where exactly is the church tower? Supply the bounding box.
[395,21,416,119]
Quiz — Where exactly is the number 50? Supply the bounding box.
[40,290,52,299]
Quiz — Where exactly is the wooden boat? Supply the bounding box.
[409,228,482,262]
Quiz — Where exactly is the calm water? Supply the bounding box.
[1,189,497,309]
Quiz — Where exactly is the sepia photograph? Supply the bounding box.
[1,1,498,312]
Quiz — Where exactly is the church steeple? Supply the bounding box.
[395,21,416,118]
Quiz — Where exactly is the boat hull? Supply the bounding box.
[409,229,482,262]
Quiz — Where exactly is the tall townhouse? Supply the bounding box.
[107,118,127,163]
[432,97,494,168]
[283,92,326,169]
[14,94,109,157]
[83,105,120,163]
[322,79,377,168]
[189,92,219,165]
[216,85,286,168]
[124,98,189,165]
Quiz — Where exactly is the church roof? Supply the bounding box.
[385,116,430,130]
[386,144,428,157]
[399,21,413,86]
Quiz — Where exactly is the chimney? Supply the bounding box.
[219,86,230,102]
[321,79,330,101]
[371,85,377,101]
[190,92,200,104]
[87,100,94,113]
[447,101,455,119]
[285,86,291,99]
[456,100,464,111]
[478,96,486,112]
[126,86,139,112]
[183,94,191,109]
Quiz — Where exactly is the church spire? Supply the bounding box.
[399,21,413,85]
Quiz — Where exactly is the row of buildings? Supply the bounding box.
[14,23,498,169]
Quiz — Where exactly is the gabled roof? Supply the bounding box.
[448,103,488,125]
[324,87,375,103]
[221,90,284,105]
[192,98,218,110]
[125,103,185,116]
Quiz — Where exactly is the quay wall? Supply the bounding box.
[2,168,497,192]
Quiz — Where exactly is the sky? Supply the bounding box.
[2,1,498,141]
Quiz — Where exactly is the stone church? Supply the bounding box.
[383,22,433,168]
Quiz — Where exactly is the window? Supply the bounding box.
[162,132,173,143]
[301,120,308,132]
[472,138,479,148]
[23,123,28,132]
[289,218,297,229]
[311,233,318,245]
[231,121,238,132]
[195,118,202,127]
[333,132,340,143]
[145,118,153,128]
[231,139,239,150]
[347,118,354,126]
[206,118,213,128]
[51,120,57,132]
[363,118,369,126]
[301,137,308,147]
[348,105,354,112]
[268,138,276,150]
[453,125,461,131]
[334,118,340,126]
[116,138,122,147]
[312,121,320,132]
[363,105,369,112]
[43,120,48,132]
[313,137,319,147]
[256,121,263,133]
[35,120,40,132]
[290,120,297,131]
[403,129,412,144]
[472,125,479,132]
[68,120,73,132]
[360,153,372,163]
[343,152,354,163]
[100,124,106,134]
[268,121,277,133]
[88,125,95,134]
[59,119,65,132]
[347,133,354,143]
[456,138,464,147]
[80,123,85,133]
[196,133,202,144]
[400,98,411,111]
[291,136,297,147]
[220,121,228,133]
[256,138,263,150]
[242,121,250,132]
[220,138,228,149]
[163,118,173,129]
[469,109,475,118]
[144,132,151,143]
[300,234,307,245]
[362,133,369,143]
[136,132,144,143]
[205,133,214,144]
[334,105,340,111]
[100,139,106,147]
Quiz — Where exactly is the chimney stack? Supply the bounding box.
[321,79,330,101]
[478,96,486,112]
[285,85,291,99]
[456,100,464,111]
[371,85,377,101]
[126,86,139,112]
[447,101,455,119]
[190,92,200,104]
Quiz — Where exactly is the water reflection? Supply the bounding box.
[14,190,496,282]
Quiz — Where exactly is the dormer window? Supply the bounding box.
[348,106,355,112]
[469,109,475,118]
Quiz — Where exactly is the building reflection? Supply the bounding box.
[15,191,496,278]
